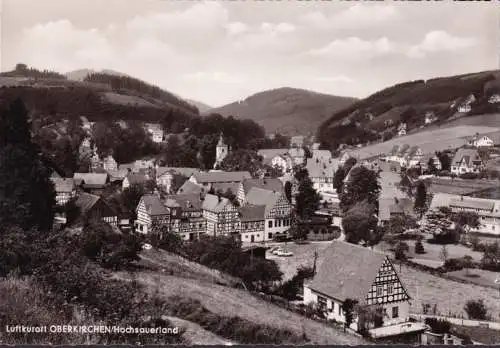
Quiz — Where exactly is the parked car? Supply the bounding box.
[275,249,294,257]
[272,247,285,255]
[142,243,152,250]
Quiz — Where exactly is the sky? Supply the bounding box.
[0,0,498,107]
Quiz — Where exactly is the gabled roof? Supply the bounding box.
[177,180,204,195]
[239,204,266,222]
[379,197,414,221]
[452,148,482,166]
[245,187,283,213]
[241,178,284,196]
[449,197,495,211]
[306,158,338,178]
[74,192,101,213]
[257,149,289,159]
[211,182,240,195]
[73,173,108,187]
[140,194,169,216]
[289,147,305,157]
[156,167,200,178]
[306,241,388,303]
[164,193,203,211]
[107,169,129,182]
[202,193,233,213]
[192,171,251,184]
[51,177,75,193]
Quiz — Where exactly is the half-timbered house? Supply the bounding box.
[164,193,206,241]
[51,177,76,206]
[304,241,425,341]
[74,192,118,226]
[237,178,284,206]
[135,194,170,234]
[202,193,240,237]
[238,205,266,243]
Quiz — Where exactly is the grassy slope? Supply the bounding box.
[116,248,367,345]
[209,87,357,136]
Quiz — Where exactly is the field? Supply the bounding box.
[447,269,500,289]
[103,92,160,108]
[349,125,500,159]
[164,316,232,345]
[451,324,500,344]
[115,249,367,345]
[270,242,500,321]
[403,239,484,263]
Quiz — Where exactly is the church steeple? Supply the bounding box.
[214,132,229,169]
[217,133,225,147]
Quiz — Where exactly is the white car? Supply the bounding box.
[272,247,284,255]
[142,243,152,250]
[276,249,294,257]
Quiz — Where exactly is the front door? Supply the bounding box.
[251,235,255,243]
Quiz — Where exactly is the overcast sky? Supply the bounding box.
[0,0,498,107]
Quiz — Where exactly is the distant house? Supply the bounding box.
[450,148,483,175]
[290,135,305,148]
[419,153,442,171]
[75,192,118,226]
[237,178,284,206]
[311,142,321,150]
[73,173,109,195]
[271,154,294,174]
[468,134,494,148]
[189,171,252,190]
[304,242,425,342]
[164,193,206,241]
[122,172,150,190]
[379,197,415,225]
[369,159,402,174]
[245,187,292,241]
[51,177,76,206]
[306,158,338,193]
[177,180,205,195]
[424,112,437,125]
[103,155,118,172]
[488,94,500,104]
[156,167,200,193]
[135,194,170,234]
[144,123,164,143]
[386,144,422,168]
[339,152,354,166]
[457,95,475,113]
[202,193,240,237]
[239,205,266,243]
[312,149,332,162]
[106,169,129,184]
[397,123,407,137]
[289,147,306,166]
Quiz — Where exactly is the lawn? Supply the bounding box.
[404,240,484,263]
[114,271,367,345]
[451,324,500,345]
[270,242,500,322]
[447,268,500,289]
[164,316,233,345]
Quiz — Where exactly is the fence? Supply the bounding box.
[410,314,500,331]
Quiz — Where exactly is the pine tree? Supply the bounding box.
[0,98,56,232]
[295,175,321,220]
[414,181,428,218]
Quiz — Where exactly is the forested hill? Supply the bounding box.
[317,70,500,152]
[0,64,199,127]
[209,87,357,136]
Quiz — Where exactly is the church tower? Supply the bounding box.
[214,133,229,169]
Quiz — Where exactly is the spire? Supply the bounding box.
[217,133,225,147]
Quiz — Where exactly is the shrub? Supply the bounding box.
[464,299,488,320]
[415,240,425,254]
[443,256,475,272]
[424,318,451,334]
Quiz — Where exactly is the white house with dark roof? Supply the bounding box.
[450,148,483,175]
[306,158,339,193]
[202,193,240,237]
[312,149,332,162]
[467,134,494,148]
[430,193,500,235]
[135,194,170,234]
[239,204,266,243]
[155,167,200,193]
[304,241,425,340]
[245,187,292,240]
[103,155,118,172]
[122,172,150,190]
[51,177,77,206]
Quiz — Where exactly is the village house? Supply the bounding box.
[397,123,407,137]
[202,193,240,237]
[467,134,494,148]
[378,197,415,226]
[106,169,129,184]
[312,149,333,162]
[289,147,306,166]
[386,144,423,168]
[239,204,266,243]
[339,152,354,166]
[51,177,77,206]
[450,148,483,175]
[304,241,427,342]
[306,158,338,193]
[122,172,150,190]
[74,192,118,226]
[457,95,475,113]
[244,187,292,241]
[102,155,118,172]
[369,159,402,174]
[189,171,252,191]
[290,135,305,148]
[165,193,206,241]
[237,178,284,206]
[73,173,109,195]
[213,133,230,169]
[430,193,500,235]
[144,123,164,143]
[419,153,442,171]
[311,142,321,150]
[135,194,170,234]
[488,94,500,104]
[424,111,437,125]
[155,167,200,193]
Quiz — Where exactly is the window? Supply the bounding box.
[387,283,394,295]
[268,233,273,239]
[317,296,327,311]
[274,220,278,228]
[392,306,399,318]
[376,285,383,297]
[268,221,272,228]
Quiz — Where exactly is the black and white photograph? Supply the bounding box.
[0,0,499,345]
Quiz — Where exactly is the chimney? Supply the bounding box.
[199,192,205,201]
[461,195,464,201]
[218,194,222,203]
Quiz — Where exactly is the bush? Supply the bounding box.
[464,299,488,320]
[424,318,451,334]
[459,172,479,180]
[428,229,460,245]
[415,240,425,254]
[442,257,475,272]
